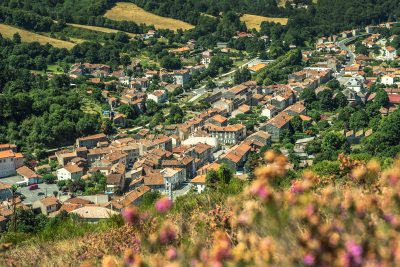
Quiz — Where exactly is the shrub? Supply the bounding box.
[42,174,56,183]
[57,180,66,187]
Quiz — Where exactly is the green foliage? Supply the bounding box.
[42,174,56,183]
[120,55,131,68]
[322,132,347,154]
[327,80,340,90]
[13,32,21,44]
[228,118,239,124]
[218,163,234,185]
[312,110,321,122]
[119,104,139,120]
[253,49,302,85]
[300,88,317,109]
[335,91,348,109]
[374,89,389,107]
[350,109,369,131]
[290,115,303,132]
[305,139,322,154]
[56,180,66,187]
[279,129,293,143]
[160,55,182,70]
[233,66,252,85]
[318,89,335,111]
[244,153,260,181]
[101,103,110,111]
[246,122,255,131]
[143,191,162,208]
[205,169,219,184]
[68,179,85,193]
[170,104,184,120]
[311,160,341,179]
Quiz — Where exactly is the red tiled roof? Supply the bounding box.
[389,94,400,104]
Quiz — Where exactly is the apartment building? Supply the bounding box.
[208,124,247,145]
[76,133,108,149]
[0,150,23,178]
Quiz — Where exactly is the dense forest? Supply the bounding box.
[0,34,120,151]
[2,0,400,47]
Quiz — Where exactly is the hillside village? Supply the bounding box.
[1,18,400,225]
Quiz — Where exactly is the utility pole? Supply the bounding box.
[8,187,17,233]
[170,183,173,201]
[12,191,16,233]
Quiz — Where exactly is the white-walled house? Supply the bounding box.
[345,77,364,92]
[190,175,206,193]
[147,90,167,103]
[261,104,277,119]
[172,69,190,85]
[170,134,180,147]
[162,168,184,191]
[381,74,396,85]
[16,166,42,185]
[57,165,83,180]
[385,46,398,59]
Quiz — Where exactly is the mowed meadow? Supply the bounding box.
[0,24,76,49]
[240,14,288,30]
[104,2,195,31]
[66,23,138,39]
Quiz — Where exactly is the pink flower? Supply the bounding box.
[388,174,398,185]
[290,180,305,194]
[122,207,140,224]
[250,182,268,200]
[303,254,314,265]
[346,241,363,257]
[167,247,177,260]
[155,198,172,213]
[160,224,176,243]
[124,250,136,265]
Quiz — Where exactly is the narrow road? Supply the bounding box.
[190,57,260,101]
[336,33,371,78]
[121,57,260,132]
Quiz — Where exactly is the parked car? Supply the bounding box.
[29,184,38,190]
[37,192,44,196]
[62,192,68,195]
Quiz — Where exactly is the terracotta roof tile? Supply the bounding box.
[37,196,59,207]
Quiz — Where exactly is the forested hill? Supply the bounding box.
[278,0,400,45]
[0,0,400,45]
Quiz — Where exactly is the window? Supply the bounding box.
[11,158,13,161]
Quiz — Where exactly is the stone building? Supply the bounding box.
[259,112,293,141]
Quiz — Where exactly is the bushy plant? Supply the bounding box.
[5,152,400,267]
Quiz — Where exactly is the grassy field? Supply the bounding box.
[200,13,216,18]
[46,64,66,75]
[104,2,195,31]
[240,14,288,30]
[81,101,102,115]
[0,24,76,49]
[66,23,137,38]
